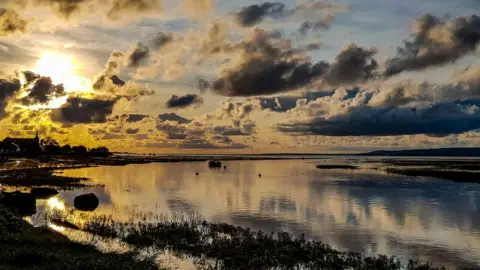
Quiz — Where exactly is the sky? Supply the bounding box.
[0,0,479,154]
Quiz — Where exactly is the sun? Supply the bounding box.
[32,52,91,93]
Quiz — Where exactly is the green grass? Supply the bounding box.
[0,207,159,270]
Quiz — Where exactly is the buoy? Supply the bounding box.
[223,166,227,169]
[196,172,199,175]
[258,173,262,177]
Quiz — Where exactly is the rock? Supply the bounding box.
[0,191,36,216]
[74,193,99,211]
[30,187,58,199]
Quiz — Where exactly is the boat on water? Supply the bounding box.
[208,160,222,168]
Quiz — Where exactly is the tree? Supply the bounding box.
[40,137,60,154]
[61,144,71,154]
[72,145,87,154]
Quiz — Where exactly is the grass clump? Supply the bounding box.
[0,207,158,270]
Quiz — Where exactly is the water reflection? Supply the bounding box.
[54,160,480,269]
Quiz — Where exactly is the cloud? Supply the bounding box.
[278,99,480,136]
[106,0,163,20]
[277,68,480,136]
[19,76,65,105]
[51,97,116,123]
[182,0,214,15]
[110,75,126,86]
[323,43,378,86]
[384,14,480,77]
[0,8,27,36]
[208,29,330,96]
[7,0,163,21]
[0,78,21,118]
[128,43,150,67]
[151,32,174,49]
[298,15,335,36]
[158,112,192,124]
[166,94,203,109]
[125,113,148,123]
[199,29,376,96]
[214,121,256,136]
[125,128,140,134]
[235,2,286,27]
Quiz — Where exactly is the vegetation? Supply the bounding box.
[0,168,93,188]
[49,213,446,270]
[0,207,158,270]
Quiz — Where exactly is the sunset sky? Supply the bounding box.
[0,0,479,153]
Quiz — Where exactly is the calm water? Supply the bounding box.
[39,159,480,269]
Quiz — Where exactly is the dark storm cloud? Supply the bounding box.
[125,113,148,123]
[128,43,150,67]
[158,113,192,124]
[278,98,480,137]
[384,14,480,77]
[0,8,28,36]
[166,94,203,109]
[201,30,377,96]
[22,71,40,84]
[235,2,286,27]
[0,78,21,118]
[151,32,174,49]
[51,97,116,123]
[209,30,330,96]
[323,44,378,86]
[19,77,65,105]
[110,75,126,86]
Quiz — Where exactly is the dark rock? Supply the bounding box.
[74,193,99,211]
[0,191,36,216]
[30,187,58,199]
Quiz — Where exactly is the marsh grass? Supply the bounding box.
[50,211,446,270]
[0,167,100,189]
[0,207,159,270]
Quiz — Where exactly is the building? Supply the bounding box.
[0,131,41,154]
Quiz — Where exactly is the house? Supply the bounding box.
[0,131,41,154]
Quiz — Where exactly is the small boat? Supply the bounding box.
[208,160,222,168]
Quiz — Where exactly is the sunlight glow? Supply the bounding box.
[48,223,66,232]
[47,197,66,211]
[32,52,91,93]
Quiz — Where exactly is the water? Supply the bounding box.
[41,159,480,269]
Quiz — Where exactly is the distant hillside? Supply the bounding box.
[363,148,480,157]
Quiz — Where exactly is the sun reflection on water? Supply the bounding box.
[47,197,66,211]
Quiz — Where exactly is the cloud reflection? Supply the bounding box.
[58,160,480,268]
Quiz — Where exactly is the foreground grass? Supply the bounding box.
[0,207,158,270]
[57,213,445,270]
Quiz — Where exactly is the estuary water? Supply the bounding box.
[41,159,480,269]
